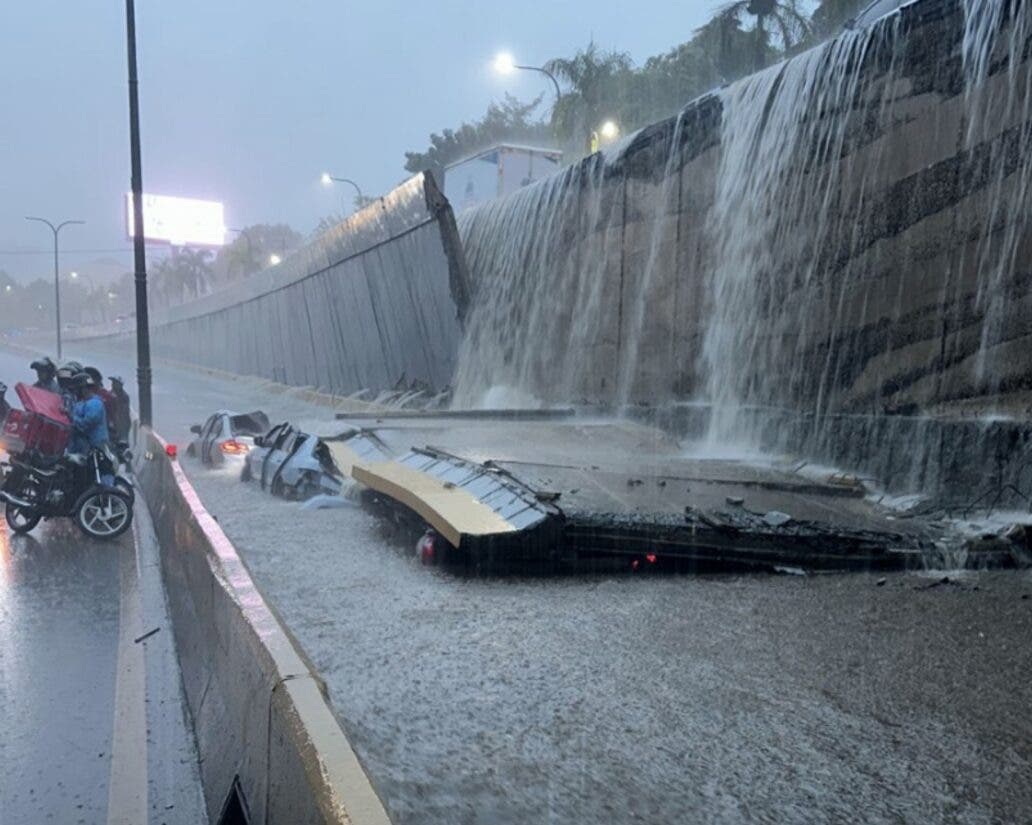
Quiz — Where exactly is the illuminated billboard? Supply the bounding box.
[125,193,226,247]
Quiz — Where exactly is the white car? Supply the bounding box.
[186,410,270,466]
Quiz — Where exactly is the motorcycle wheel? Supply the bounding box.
[5,503,41,534]
[74,487,133,540]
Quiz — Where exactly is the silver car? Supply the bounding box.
[186,410,270,466]
[242,422,343,500]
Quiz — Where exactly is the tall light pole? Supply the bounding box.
[125,0,153,426]
[320,173,364,213]
[25,216,84,359]
[493,52,562,107]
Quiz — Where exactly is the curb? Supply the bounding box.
[134,427,391,824]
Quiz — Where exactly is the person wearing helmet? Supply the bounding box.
[56,361,84,411]
[30,357,59,392]
[108,376,132,442]
[83,365,118,433]
[67,372,110,456]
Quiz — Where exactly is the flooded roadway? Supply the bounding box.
[17,346,1032,824]
[191,468,1032,825]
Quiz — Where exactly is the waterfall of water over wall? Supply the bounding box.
[454,0,1032,494]
[961,0,1032,394]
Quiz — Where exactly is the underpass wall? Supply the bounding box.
[453,0,1032,498]
[75,172,469,395]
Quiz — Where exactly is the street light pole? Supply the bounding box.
[125,0,153,427]
[515,64,562,104]
[25,216,84,360]
[493,53,562,107]
[320,174,365,213]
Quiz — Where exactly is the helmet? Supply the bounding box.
[68,371,96,391]
[56,360,84,384]
[31,357,56,373]
[83,366,103,385]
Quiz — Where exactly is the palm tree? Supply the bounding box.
[545,43,635,151]
[712,0,811,73]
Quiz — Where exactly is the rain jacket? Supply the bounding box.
[70,395,109,451]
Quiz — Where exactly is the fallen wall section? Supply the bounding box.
[134,428,391,824]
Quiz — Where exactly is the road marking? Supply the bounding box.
[106,523,148,825]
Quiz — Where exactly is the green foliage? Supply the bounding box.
[213,223,302,285]
[404,94,552,179]
[809,0,870,39]
[403,0,841,169]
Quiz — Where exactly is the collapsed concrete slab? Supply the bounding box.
[335,413,1022,574]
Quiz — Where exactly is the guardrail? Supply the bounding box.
[134,427,391,824]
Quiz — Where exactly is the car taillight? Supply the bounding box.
[220,439,249,455]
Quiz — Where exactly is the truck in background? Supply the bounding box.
[443,144,562,213]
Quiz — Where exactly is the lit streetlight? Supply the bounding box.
[600,120,620,140]
[70,270,97,289]
[493,52,562,106]
[320,173,365,213]
[268,253,282,266]
[25,216,84,359]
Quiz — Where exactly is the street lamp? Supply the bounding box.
[125,0,154,426]
[25,216,84,359]
[493,52,562,106]
[600,120,620,140]
[268,253,282,266]
[320,173,365,213]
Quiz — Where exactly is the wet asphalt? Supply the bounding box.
[0,514,124,823]
[0,347,205,825]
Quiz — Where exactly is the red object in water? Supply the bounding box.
[165,444,178,459]
[631,559,640,571]
[645,553,657,564]
[417,530,437,565]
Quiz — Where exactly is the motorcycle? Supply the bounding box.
[0,380,134,540]
[0,447,134,539]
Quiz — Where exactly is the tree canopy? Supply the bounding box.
[404,0,861,171]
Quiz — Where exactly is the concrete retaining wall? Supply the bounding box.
[459,0,1032,415]
[452,0,1032,497]
[134,428,391,824]
[77,172,469,395]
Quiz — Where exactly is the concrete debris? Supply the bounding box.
[763,510,793,527]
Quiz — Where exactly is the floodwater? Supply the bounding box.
[190,464,1032,825]
[43,349,1032,824]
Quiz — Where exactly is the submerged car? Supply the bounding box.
[242,422,343,500]
[186,410,270,466]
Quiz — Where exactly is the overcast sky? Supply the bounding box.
[0,1,716,282]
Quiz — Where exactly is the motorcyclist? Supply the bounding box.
[108,376,132,442]
[67,372,110,457]
[84,366,118,434]
[56,360,84,410]
[31,357,59,392]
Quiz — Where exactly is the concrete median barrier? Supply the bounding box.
[134,427,391,825]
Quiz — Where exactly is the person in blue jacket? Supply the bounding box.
[67,372,110,455]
